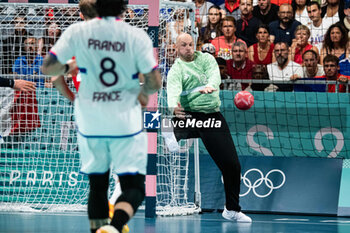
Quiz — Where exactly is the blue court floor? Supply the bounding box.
[1,210,350,233]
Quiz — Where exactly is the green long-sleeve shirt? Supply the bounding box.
[167,51,221,113]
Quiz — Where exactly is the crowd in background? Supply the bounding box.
[165,0,350,92]
[1,0,350,92]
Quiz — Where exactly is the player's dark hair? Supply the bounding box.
[95,0,126,17]
[79,0,98,19]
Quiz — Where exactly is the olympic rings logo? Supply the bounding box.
[239,168,286,198]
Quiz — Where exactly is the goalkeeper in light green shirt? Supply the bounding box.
[166,33,252,223]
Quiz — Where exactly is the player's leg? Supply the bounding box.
[109,174,145,232]
[98,133,148,232]
[89,171,110,233]
[198,112,251,222]
[108,175,129,233]
[77,134,111,232]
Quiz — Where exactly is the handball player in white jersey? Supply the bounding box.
[41,0,162,232]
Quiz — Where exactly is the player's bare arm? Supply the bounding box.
[138,69,161,107]
[41,54,77,76]
[141,69,162,95]
[52,75,75,102]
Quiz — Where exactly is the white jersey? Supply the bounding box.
[51,17,157,137]
[267,61,303,81]
[308,19,332,52]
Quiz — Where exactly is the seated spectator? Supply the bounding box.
[251,64,270,91]
[269,3,301,45]
[339,56,350,76]
[343,1,350,38]
[307,1,332,53]
[200,5,223,44]
[216,57,233,89]
[166,9,191,44]
[211,16,246,59]
[292,0,312,26]
[12,36,45,87]
[159,43,177,80]
[315,54,349,92]
[267,42,303,91]
[302,50,324,78]
[38,21,62,57]
[220,0,241,20]
[1,15,28,75]
[236,0,261,47]
[226,41,255,90]
[321,0,344,25]
[290,25,318,65]
[253,0,279,25]
[195,0,214,27]
[248,24,275,65]
[320,23,349,64]
[271,0,292,6]
[201,43,217,56]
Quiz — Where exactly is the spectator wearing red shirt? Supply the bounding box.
[226,41,255,90]
[211,16,246,60]
[315,54,349,92]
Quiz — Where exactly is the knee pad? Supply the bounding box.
[116,174,145,211]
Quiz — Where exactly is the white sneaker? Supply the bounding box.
[222,207,252,223]
[97,225,120,233]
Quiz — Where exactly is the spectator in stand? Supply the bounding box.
[166,8,192,44]
[211,16,246,59]
[200,5,223,44]
[12,36,45,87]
[290,25,319,65]
[209,0,225,5]
[307,1,333,53]
[253,0,279,25]
[316,54,349,92]
[292,0,312,25]
[340,55,350,76]
[267,42,303,91]
[269,4,301,46]
[271,0,292,6]
[236,0,262,47]
[195,0,214,27]
[320,23,349,64]
[226,41,255,90]
[1,15,28,75]
[216,57,233,89]
[251,64,270,91]
[38,21,62,57]
[302,50,324,78]
[248,24,275,65]
[342,0,350,37]
[220,0,241,20]
[321,0,345,25]
[10,35,42,135]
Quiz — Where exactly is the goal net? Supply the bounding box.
[0,2,199,215]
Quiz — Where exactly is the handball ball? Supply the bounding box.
[234,91,254,110]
